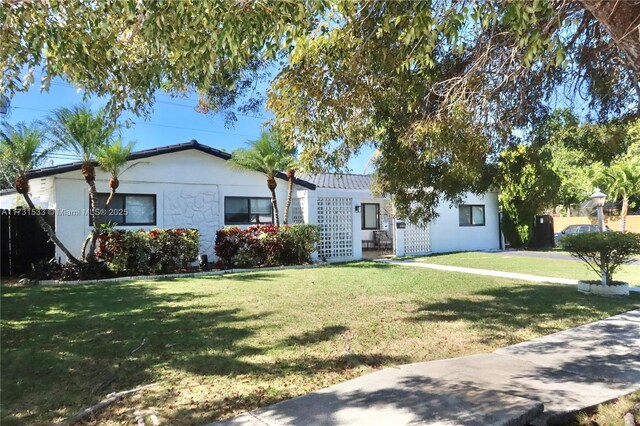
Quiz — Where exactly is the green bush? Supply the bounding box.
[501,211,532,248]
[561,231,640,286]
[97,228,200,275]
[214,224,320,268]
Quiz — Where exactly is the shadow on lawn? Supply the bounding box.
[409,283,639,346]
[1,282,408,425]
[1,283,268,424]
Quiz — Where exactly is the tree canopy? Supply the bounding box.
[3,0,639,220]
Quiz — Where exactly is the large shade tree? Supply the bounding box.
[497,143,560,247]
[0,122,80,264]
[532,109,617,215]
[3,1,639,218]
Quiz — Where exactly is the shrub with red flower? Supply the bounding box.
[96,228,200,275]
[214,224,319,268]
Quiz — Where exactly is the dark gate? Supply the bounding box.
[532,215,554,249]
[1,210,56,276]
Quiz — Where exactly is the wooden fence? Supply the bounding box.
[553,215,640,233]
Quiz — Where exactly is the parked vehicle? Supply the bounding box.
[554,224,609,246]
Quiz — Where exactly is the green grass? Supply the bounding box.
[2,262,638,425]
[576,390,640,425]
[412,252,640,285]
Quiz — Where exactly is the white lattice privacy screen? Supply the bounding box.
[291,197,306,224]
[404,222,431,254]
[317,197,353,260]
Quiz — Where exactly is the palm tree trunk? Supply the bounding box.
[270,187,280,226]
[283,173,294,225]
[86,179,100,262]
[621,197,629,232]
[81,188,116,260]
[21,192,81,265]
[81,234,92,261]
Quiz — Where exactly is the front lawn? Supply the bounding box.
[2,262,638,425]
[412,252,640,285]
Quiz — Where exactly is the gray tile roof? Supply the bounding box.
[296,173,372,191]
[22,140,317,189]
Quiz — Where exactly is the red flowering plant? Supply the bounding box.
[96,228,200,275]
[214,224,320,268]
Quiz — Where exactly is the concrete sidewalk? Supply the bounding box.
[500,250,640,266]
[211,310,640,426]
[379,259,579,285]
[379,259,640,292]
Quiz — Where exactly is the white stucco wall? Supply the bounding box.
[0,192,21,209]
[11,148,501,263]
[0,177,56,209]
[48,149,303,261]
[428,191,501,253]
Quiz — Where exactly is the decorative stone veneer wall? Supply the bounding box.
[164,189,220,257]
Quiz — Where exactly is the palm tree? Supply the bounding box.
[0,122,80,265]
[363,148,381,174]
[600,159,640,232]
[78,139,137,259]
[230,130,297,226]
[48,104,120,260]
[96,138,136,205]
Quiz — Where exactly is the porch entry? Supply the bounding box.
[361,202,394,257]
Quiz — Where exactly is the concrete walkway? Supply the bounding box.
[380,259,579,285]
[211,310,640,426]
[500,250,640,266]
[379,259,640,292]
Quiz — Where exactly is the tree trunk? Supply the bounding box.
[578,1,640,80]
[86,179,100,262]
[266,176,280,226]
[84,186,117,261]
[621,196,629,232]
[270,187,280,226]
[21,192,81,265]
[283,171,295,225]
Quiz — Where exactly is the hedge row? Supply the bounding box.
[96,228,200,274]
[215,224,320,268]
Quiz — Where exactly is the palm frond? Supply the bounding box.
[600,159,640,201]
[96,139,136,177]
[48,104,120,162]
[229,129,298,178]
[0,121,52,175]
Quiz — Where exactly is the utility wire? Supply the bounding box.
[24,75,270,120]
[9,105,260,138]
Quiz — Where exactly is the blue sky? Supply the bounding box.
[5,77,374,172]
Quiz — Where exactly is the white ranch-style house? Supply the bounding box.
[0,140,501,262]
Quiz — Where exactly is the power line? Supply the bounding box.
[24,75,271,120]
[9,105,260,138]
[136,121,257,138]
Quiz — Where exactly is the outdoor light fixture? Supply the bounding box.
[355,205,361,213]
[590,188,607,208]
[590,188,608,285]
[591,188,607,233]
